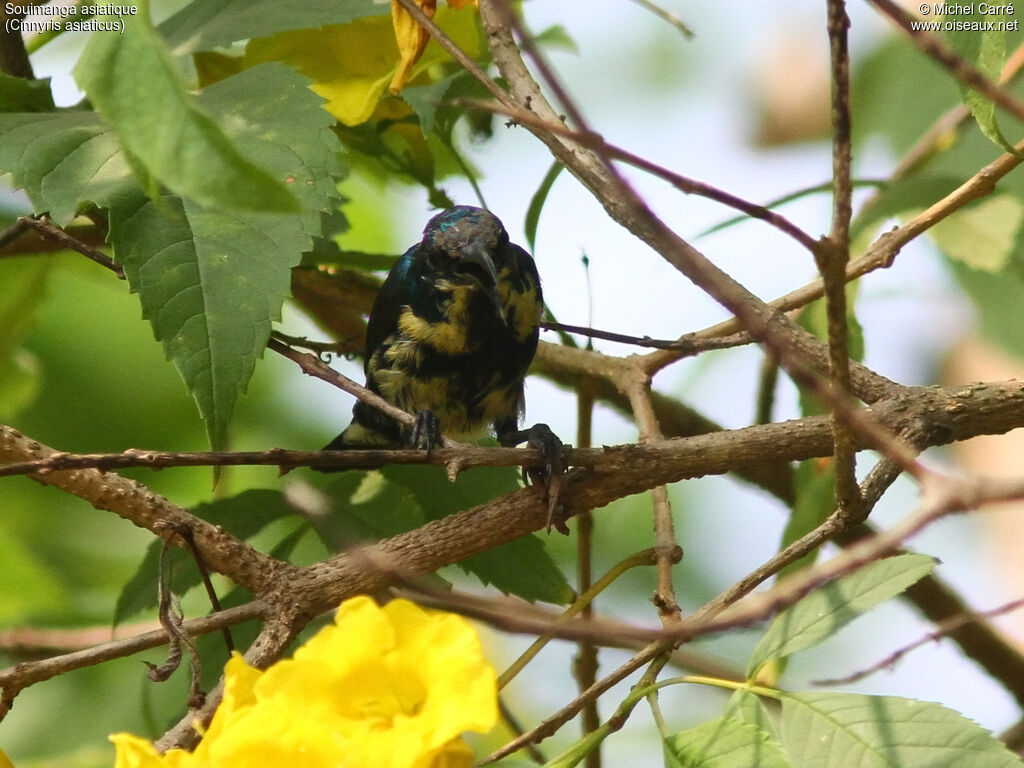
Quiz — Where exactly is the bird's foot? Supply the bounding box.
[409,409,442,452]
[503,423,570,534]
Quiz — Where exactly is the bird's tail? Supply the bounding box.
[315,419,398,473]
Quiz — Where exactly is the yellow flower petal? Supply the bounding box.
[390,0,437,95]
[110,597,497,768]
[109,734,171,768]
[430,737,475,768]
[246,17,400,126]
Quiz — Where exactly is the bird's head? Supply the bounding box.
[421,206,509,324]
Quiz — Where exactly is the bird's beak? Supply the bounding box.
[461,245,507,325]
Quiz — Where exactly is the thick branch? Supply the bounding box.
[0,425,298,596]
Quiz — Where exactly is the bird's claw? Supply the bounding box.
[409,409,442,452]
[510,423,569,534]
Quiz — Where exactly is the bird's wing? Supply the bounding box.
[363,247,417,375]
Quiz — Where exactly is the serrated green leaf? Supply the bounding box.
[943,7,1023,155]
[526,161,564,253]
[746,554,935,677]
[199,63,342,223]
[383,465,573,603]
[159,0,386,55]
[0,112,139,226]
[109,193,297,449]
[931,194,1024,271]
[780,692,1023,767]
[0,73,55,112]
[664,717,791,768]
[114,489,296,624]
[73,3,298,214]
[106,64,342,449]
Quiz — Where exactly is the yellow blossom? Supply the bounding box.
[238,2,479,126]
[389,0,478,95]
[110,597,498,768]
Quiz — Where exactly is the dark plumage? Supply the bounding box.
[322,206,563,495]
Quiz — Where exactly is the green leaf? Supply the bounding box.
[459,533,572,605]
[383,465,573,603]
[664,717,791,768]
[930,194,1024,271]
[949,257,1024,360]
[943,6,1023,155]
[534,24,581,55]
[73,4,298,214]
[114,489,297,624]
[780,692,1023,767]
[853,36,962,154]
[795,287,863,418]
[304,244,399,272]
[850,175,963,244]
[0,112,139,226]
[197,63,342,224]
[697,180,885,240]
[402,75,461,138]
[746,553,935,678]
[107,64,343,450]
[159,0,386,55]
[0,73,55,112]
[109,194,289,449]
[526,161,564,253]
[776,459,835,577]
[723,688,779,741]
[311,471,425,551]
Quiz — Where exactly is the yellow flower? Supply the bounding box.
[238,2,479,126]
[110,597,498,768]
[390,0,478,95]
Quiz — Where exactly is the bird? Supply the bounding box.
[319,205,566,528]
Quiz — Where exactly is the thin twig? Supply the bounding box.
[0,602,265,716]
[869,0,1024,126]
[481,470,1024,760]
[814,595,1024,686]
[574,379,601,764]
[477,0,925,481]
[453,97,822,254]
[821,0,861,517]
[541,320,746,352]
[17,215,124,278]
[627,0,693,37]
[648,128,1024,365]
